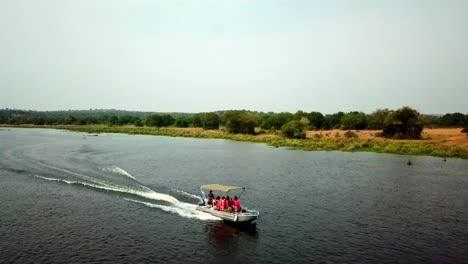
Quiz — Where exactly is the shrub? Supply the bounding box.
[382,107,423,139]
[281,120,306,139]
[224,111,260,134]
[375,131,384,137]
[344,130,358,138]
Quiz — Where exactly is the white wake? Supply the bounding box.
[33,164,220,221]
[35,174,179,204]
[103,165,138,181]
[124,198,220,221]
[35,163,179,204]
[171,188,203,202]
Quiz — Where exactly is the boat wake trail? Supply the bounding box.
[32,163,218,221]
[124,198,220,221]
[0,139,219,221]
[102,165,139,181]
[34,162,180,204]
[170,189,204,203]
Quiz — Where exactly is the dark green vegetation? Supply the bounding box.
[382,107,424,139]
[1,107,467,158]
[1,107,466,137]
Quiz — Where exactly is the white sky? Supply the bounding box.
[0,0,467,114]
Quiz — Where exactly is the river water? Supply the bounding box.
[0,128,466,263]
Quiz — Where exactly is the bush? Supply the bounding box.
[382,107,423,139]
[313,133,323,139]
[375,131,384,137]
[281,120,306,139]
[344,130,358,138]
[224,111,260,134]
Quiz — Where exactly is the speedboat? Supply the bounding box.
[196,184,260,223]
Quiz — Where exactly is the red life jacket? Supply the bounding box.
[219,199,224,211]
[233,199,240,209]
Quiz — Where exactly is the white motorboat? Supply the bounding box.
[196,184,259,223]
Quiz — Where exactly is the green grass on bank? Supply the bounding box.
[7,125,468,159]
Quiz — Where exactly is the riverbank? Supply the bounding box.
[2,125,467,159]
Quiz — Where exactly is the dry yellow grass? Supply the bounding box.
[306,128,467,149]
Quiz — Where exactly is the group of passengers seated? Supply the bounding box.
[207,190,242,213]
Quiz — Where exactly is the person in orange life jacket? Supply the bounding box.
[233,196,241,212]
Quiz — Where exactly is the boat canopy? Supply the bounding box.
[201,184,242,192]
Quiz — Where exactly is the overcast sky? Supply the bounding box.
[0,1,467,114]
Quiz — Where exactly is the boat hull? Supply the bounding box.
[197,206,259,223]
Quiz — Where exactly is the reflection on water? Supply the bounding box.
[205,221,259,262]
[207,221,258,244]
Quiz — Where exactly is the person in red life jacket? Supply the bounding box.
[233,196,241,212]
[224,196,234,213]
[219,196,225,211]
[213,196,220,210]
[225,196,230,210]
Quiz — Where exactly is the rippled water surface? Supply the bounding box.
[0,128,467,263]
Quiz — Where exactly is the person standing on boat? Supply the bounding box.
[207,190,214,205]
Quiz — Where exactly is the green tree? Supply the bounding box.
[307,111,324,130]
[191,114,203,127]
[201,112,220,130]
[145,114,175,127]
[64,115,77,125]
[116,114,133,125]
[438,113,467,127]
[420,114,439,128]
[161,114,175,127]
[224,111,260,134]
[294,110,307,120]
[260,112,294,131]
[108,115,118,126]
[34,117,45,125]
[367,109,391,130]
[383,107,423,139]
[341,112,368,130]
[133,117,143,127]
[175,116,191,128]
[322,112,344,129]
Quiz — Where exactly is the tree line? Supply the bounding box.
[1,107,467,139]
